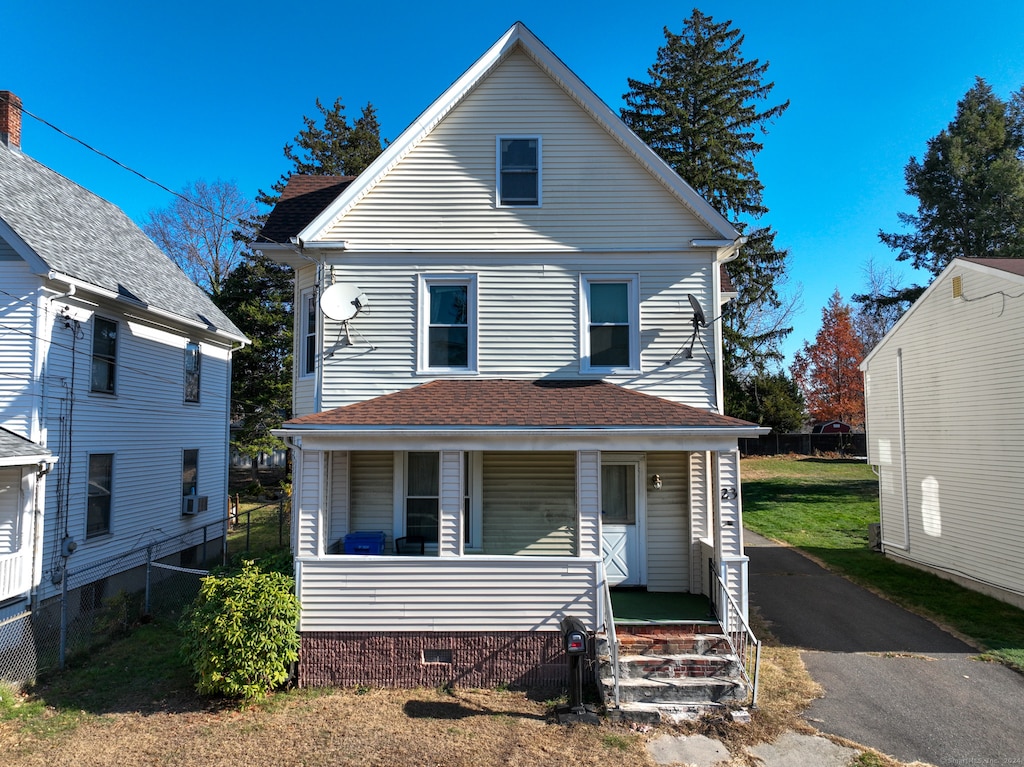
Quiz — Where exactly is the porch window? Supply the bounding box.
[405,452,439,543]
[580,274,640,372]
[418,275,477,373]
[0,471,20,554]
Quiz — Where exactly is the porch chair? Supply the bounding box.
[394,535,426,555]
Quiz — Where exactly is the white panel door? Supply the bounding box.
[600,458,645,587]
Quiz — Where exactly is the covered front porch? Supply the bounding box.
[278,379,764,689]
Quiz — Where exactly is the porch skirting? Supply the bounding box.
[300,630,571,690]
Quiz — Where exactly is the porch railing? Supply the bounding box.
[598,562,620,709]
[709,559,761,707]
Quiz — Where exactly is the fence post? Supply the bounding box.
[58,568,68,671]
[279,499,284,548]
[245,508,251,553]
[145,546,152,615]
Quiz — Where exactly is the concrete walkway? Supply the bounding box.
[746,530,1024,767]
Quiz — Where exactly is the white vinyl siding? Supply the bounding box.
[482,451,575,556]
[32,299,236,599]
[0,262,40,439]
[307,258,716,416]
[645,452,690,592]
[296,555,602,632]
[295,450,323,558]
[320,49,716,252]
[864,263,1024,605]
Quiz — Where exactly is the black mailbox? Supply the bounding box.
[561,615,588,655]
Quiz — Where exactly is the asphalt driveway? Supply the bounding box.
[746,530,1024,767]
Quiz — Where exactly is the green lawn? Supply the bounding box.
[742,456,1024,672]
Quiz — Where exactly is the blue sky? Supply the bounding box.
[7,0,1024,364]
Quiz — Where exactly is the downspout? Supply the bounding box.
[697,236,745,414]
[30,459,56,611]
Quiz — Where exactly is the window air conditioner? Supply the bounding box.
[182,496,209,516]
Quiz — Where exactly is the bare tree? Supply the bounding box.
[143,179,257,297]
[854,257,906,352]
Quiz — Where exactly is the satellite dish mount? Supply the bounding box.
[682,294,707,359]
[319,282,374,349]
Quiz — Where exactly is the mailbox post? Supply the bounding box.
[557,616,599,724]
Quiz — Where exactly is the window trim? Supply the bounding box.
[392,451,481,551]
[299,287,318,378]
[86,452,114,539]
[496,135,542,208]
[184,341,201,403]
[90,316,119,395]
[580,274,641,373]
[417,274,478,375]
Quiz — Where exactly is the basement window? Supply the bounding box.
[422,649,453,664]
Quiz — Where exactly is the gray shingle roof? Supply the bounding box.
[0,144,245,341]
[0,427,50,462]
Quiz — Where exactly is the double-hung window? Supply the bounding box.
[497,136,540,206]
[184,342,201,403]
[182,449,199,497]
[581,275,640,372]
[405,452,439,544]
[91,317,118,394]
[86,453,113,538]
[300,288,317,377]
[418,275,477,373]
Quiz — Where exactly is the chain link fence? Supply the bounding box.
[1,499,290,688]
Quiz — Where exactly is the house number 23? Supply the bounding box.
[721,487,738,501]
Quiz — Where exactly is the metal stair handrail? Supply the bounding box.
[709,561,762,707]
[599,562,621,709]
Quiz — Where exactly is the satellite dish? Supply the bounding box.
[688,294,707,327]
[320,283,367,322]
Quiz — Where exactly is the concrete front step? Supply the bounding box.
[601,675,744,705]
[607,652,741,680]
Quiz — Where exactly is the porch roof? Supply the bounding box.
[277,379,766,451]
[0,427,53,467]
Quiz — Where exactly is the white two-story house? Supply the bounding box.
[257,24,765,691]
[0,91,247,637]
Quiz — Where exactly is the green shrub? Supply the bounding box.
[180,560,300,703]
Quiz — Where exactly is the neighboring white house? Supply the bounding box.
[0,90,247,628]
[257,24,766,689]
[862,257,1024,609]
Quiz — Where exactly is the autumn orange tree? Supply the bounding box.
[791,290,866,429]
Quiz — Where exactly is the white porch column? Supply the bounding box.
[713,448,749,622]
[294,447,326,558]
[438,450,464,557]
[688,450,712,594]
[577,450,601,559]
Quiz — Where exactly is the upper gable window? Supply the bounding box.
[497,137,541,207]
[184,342,201,403]
[418,274,477,374]
[300,288,317,378]
[580,275,640,373]
[91,317,118,394]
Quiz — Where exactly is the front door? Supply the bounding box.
[601,456,646,587]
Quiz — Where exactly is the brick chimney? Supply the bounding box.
[1,91,22,149]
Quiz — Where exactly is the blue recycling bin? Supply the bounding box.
[343,531,386,555]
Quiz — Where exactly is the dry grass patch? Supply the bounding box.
[2,687,659,767]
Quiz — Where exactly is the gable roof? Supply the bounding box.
[861,257,1024,368]
[0,143,246,342]
[284,379,757,431]
[288,22,739,248]
[256,175,355,245]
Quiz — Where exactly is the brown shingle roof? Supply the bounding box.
[256,175,355,244]
[964,258,1024,278]
[284,379,755,429]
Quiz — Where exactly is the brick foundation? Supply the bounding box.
[300,631,573,690]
